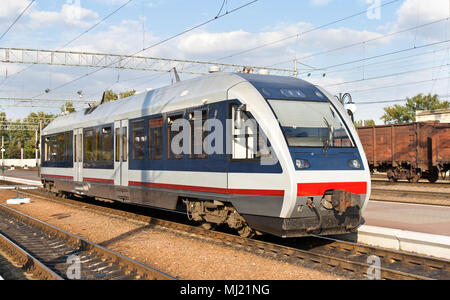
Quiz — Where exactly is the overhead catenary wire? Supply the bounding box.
[357,94,450,105]
[311,46,450,77]
[30,0,260,99]
[0,0,134,88]
[0,0,35,42]
[268,17,450,70]
[346,75,450,94]
[215,0,401,62]
[298,38,450,78]
[323,62,450,88]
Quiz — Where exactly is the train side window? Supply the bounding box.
[132,120,145,160]
[122,127,128,162]
[115,127,128,162]
[65,132,73,162]
[101,126,113,162]
[94,128,100,161]
[149,117,163,160]
[115,129,120,162]
[84,129,94,162]
[50,136,57,162]
[167,114,184,160]
[231,105,257,160]
[231,104,272,161]
[43,137,50,162]
[189,110,208,159]
[57,134,64,161]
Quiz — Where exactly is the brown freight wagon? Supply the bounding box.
[357,122,450,183]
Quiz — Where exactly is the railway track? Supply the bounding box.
[0,202,175,280]
[371,174,450,185]
[372,178,450,188]
[370,186,450,206]
[0,233,60,280]
[14,187,450,280]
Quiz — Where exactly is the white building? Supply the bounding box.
[416,108,450,123]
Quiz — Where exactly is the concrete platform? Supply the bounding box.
[1,169,40,182]
[347,225,450,260]
[363,201,450,237]
[1,176,42,187]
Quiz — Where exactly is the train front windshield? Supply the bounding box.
[268,100,355,148]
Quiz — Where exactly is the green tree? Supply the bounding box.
[381,94,450,124]
[119,89,136,99]
[61,102,76,114]
[102,90,118,103]
[355,120,376,127]
[102,89,136,103]
[3,112,56,159]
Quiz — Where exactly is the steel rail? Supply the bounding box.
[16,188,450,280]
[372,179,450,188]
[0,231,63,280]
[0,203,175,280]
[370,187,450,207]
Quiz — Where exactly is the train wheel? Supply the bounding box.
[387,169,397,182]
[237,225,255,239]
[428,167,439,183]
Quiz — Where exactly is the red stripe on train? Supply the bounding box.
[41,174,73,180]
[128,181,284,196]
[83,178,114,184]
[297,182,367,197]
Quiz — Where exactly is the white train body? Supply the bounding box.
[41,73,371,237]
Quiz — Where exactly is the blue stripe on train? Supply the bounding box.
[290,147,365,171]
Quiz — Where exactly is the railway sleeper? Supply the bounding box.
[184,199,257,238]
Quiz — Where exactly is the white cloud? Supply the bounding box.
[0,0,31,19]
[310,0,334,6]
[393,0,450,40]
[176,21,389,66]
[28,3,99,28]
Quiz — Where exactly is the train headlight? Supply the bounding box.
[296,159,311,169]
[348,159,362,169]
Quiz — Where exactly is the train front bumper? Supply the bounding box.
[243,189,365,238]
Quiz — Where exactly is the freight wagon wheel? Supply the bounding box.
[428,167,439,183]
[387,169,397,182]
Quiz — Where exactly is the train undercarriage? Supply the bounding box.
[42,180,257,238]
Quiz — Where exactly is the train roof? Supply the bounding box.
[43,72,325,135]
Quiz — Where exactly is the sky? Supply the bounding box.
[0,0,449,123]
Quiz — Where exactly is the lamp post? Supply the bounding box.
[335,93,357,123]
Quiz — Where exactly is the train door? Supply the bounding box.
[74,128,83,182]
[114,120,129,186]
